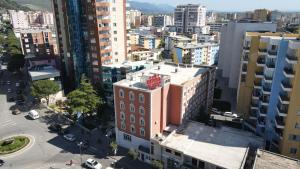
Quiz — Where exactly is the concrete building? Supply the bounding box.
[52,0,127,89]
[174,43,219,66]
[174,4,206,34]
[152,15,173,28]
[237,32,300,159]
[207,22,226,33]
[9,10,29,29]
[128,9,141,28]
[155,121,263,169]
[218,21,277,89]
[253,149,300,169]
[253,9,270,22]
[102,60,153,105]
[19,29,58,57]
[114,63,216,163]
[165,32,196,53]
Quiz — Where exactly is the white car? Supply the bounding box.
[85,158,102,169]
[223,112,238,118]
[63,134,76,142]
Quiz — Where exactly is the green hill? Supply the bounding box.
[0,0,31,11]
[13,0,52,11]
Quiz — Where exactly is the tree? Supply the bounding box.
[67,76,103,116]
[158,38,165,48]
[152,160,163,169]
[128,148,138,160]
[31,80,60,105]
[110,141,118,155]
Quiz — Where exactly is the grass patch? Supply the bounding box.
[0,136,30,155]
[212,100,231,112]
[214,88,222,99]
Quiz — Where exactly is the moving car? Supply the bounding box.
[85,158,102,169]
[12,109,21,115]
[28,110,40,119]
[63,134,76,142]
[223,112,238,118]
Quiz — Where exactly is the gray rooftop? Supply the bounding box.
[29,65,60,81]
[161,121,264,169]
[253,149,300,169]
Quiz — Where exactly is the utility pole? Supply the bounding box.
[79,141,83,169]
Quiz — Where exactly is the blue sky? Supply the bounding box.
[133,0,299,11]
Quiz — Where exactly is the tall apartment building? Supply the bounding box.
[174,43,219,66]
[218,21,277,89]
[114,63,216,163]
[9,10,29,29]
[174,4,206,34]
[253,9,270,22]
[237,32,300,159]
[52,0,126,90]
[152,15,173,28]
[128,9,141,28]
[19,29,58,57]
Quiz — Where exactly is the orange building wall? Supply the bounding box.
[168,85,182,125]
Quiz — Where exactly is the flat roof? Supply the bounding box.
[161,121,263,169]
[29,65,60,81]
[176,42,219,49]
[114,62,211,90]
[253,149,300,169]
[102,60,152,69]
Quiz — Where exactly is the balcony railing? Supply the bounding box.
[286,54,298,64]
[259,107,268,116]
[251,102,259,109]
[257,117,266,127]
[279,93,290,104]
[254,81,262,88]
[277,103,288,116]
[268,50,278,56]
[255,71,264,78]
[281,80,292,91]
[249,110,258,119]
[259,48,267,53]
[266,62,275,69]
[275,128,283,138]
[264,75,273,81]
[283,68,295,78]
[275,116,285,128]
[257,58,266,66]
[243,46,250,50]
[262,86,271,93]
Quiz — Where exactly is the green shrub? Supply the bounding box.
[0,136,29,154]
[152,160,163,169]
[128,148,138,160]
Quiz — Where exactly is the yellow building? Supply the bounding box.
[253,9,270,21]
[237,32,300,159]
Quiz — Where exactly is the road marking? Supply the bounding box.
[1,120,16,127]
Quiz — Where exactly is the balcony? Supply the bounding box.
[243,46,250,51]
[259,107,267,117]
[266,62,275,69]
[251,102,259,109]
[278,93,290,104]
[242,54,249,63]
[283,68,295,78]
[261,97,270,106]
[268,50,278,56]
[286,54,298,64]
[275,116,285,129]
[249,110,258,120]
[264,75,273,83]
[252,91,260,100]
[275,128,283,139]
[281,80,292,92]
[242,66,247,74]
[258,48,267,54]
[257,117,266,127]
[256,58,266,67]
[254,81,262,89]
[255,71,264,78]
[262,86,271,95]
[277,104,288,117]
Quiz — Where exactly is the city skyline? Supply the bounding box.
[133,0,300,11]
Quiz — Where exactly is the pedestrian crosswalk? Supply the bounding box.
[1,120,17,128]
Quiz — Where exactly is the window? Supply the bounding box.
[130,125,135,133]
[121,121,126,129]
[140,127,145,136]
[114,38,117,41]
[174,151,181,157]
[120,101,125,110]
[114,31,117,34]
[139,106,145,115]
[198,160,205,168]
[290,148,297,154]
[192,158,197,166]
[130,114,135,123]
[295,123,300,129]
[119,89,124,98]
[297,110,300,116]
[120,111,125,120]
[113,23,117,26]
[140,117,145,126]
[130,104,135,113]
[139,94,144,103]
[165,148,171,153]
[289,134,300,141]
[151,142,154,154]
[123,134,131,141]
[129,91,135,101]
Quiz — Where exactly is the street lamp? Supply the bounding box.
[79,141,83,169]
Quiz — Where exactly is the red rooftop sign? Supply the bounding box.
[146,74,161,90]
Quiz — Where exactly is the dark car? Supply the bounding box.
[8,97,14,102]
[0,159,4,166]
[48,123,62,133]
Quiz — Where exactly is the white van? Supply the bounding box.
[28,110,39,119]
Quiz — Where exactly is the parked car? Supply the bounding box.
[0,159,4,166]
[63,134,76,142]
[223,112,238,118]
[48,123,62,133]
[85,158,102,169]
[28,110,40,119]
[12,109,21,115]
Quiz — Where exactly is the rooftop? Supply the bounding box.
[176,42,219,49]
[102,60,152,69]
[253,149,300,169]
[114,62,212,90]
[161,121,263,169]
[29,65,60,81]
